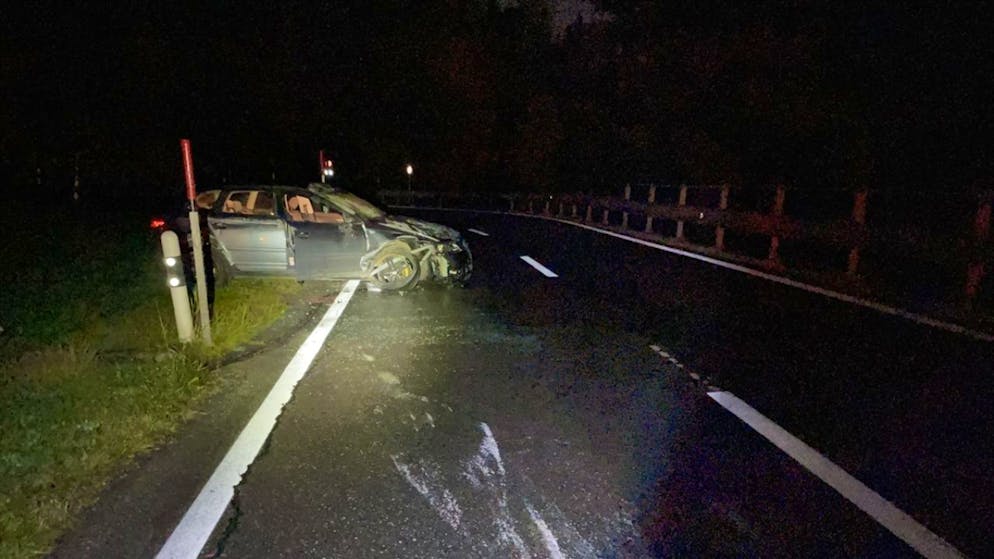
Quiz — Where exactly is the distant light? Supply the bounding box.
[168,277,181,287]
[406,164,413,175]
[323,168,334,177]
[699,212,705,219]
[150,217,166,229]
[165,256,178,267]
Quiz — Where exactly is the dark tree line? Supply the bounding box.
[2,1,991,201]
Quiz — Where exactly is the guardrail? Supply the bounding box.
[379,186,993,319]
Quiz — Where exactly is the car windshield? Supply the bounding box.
[314,191,386,220]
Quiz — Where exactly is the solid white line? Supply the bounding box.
[520,255,559,278]
[389,206,992,342]
[707,391,965,559]
[467,228,490,237]
[156,280,360,559]
[533,215,994,343]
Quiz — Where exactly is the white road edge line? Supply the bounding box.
[156,280,361,559]
[388,206,993,342]
[466,228,490,236]
[707,391,965,559]
[520,255,559,278]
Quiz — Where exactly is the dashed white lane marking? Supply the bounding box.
[707,391,965,559]
[467,228,490,236]
[389,206,993,342]
[520,255,559,278]
[156,280,360,559]
[650,344,718,391]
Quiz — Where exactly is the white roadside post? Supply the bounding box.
[181,139,213,346]
[160,231,194,343]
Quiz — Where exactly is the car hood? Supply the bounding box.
[373,215,460,242]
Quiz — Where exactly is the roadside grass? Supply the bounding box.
[0,204,302,558]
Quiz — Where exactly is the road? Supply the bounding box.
[54,211,991,558]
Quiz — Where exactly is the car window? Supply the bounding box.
[221,190,275,217]
[195,190,221,210]
[222,191,251,215]
[284,193,345,224]
[316,191,386,220]
[252,191,275,215]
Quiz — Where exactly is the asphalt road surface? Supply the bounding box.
[54,211,991,558]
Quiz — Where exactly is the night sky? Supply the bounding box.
[2,1,992,199]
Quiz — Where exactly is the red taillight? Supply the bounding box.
[150,218,166,229]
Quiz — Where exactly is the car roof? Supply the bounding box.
[217,184,348,196]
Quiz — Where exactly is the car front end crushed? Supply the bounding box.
[361,216,473,287]
[426,236,472,285]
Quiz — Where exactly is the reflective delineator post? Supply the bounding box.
[160,231,194,343]
[181,139,212,346]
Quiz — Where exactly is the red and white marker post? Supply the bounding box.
[181,139,213,345]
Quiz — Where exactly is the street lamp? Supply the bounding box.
[406,164,414,199]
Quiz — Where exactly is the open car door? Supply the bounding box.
[284,193,368,280]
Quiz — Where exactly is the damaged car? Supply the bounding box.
[200,184,471,290]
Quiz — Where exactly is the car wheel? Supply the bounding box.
[368,245,420,291]
[212,247,233,288]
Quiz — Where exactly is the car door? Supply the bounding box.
[284,193,368,279]
[209,190,289,273]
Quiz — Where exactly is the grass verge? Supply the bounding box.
[0,278,301,559]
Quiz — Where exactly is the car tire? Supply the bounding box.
[212,247,233,288]
[368,245,420,291]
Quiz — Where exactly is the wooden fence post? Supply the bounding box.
[675,185,688,239]
[645,185,657,233]
[965,198,991,305]
[602,207,610,225]
[544,198,550,215]
[847,190,868,275]
[585,202,592,221]
[715,184,730,251]
[571,202,578,218]
[558,201,564,216]
[528,199,534,213]
[621,184,631,229]
[767,184,786,263]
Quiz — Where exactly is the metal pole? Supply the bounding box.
[180,139,213,346]
[847,190,868,275]
[715,184,730,251]
[622,184,631,229]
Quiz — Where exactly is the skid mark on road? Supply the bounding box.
[388,411,597,557]
[465,422,506,481]
[526,502,564,559]
[390,455,464,530]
